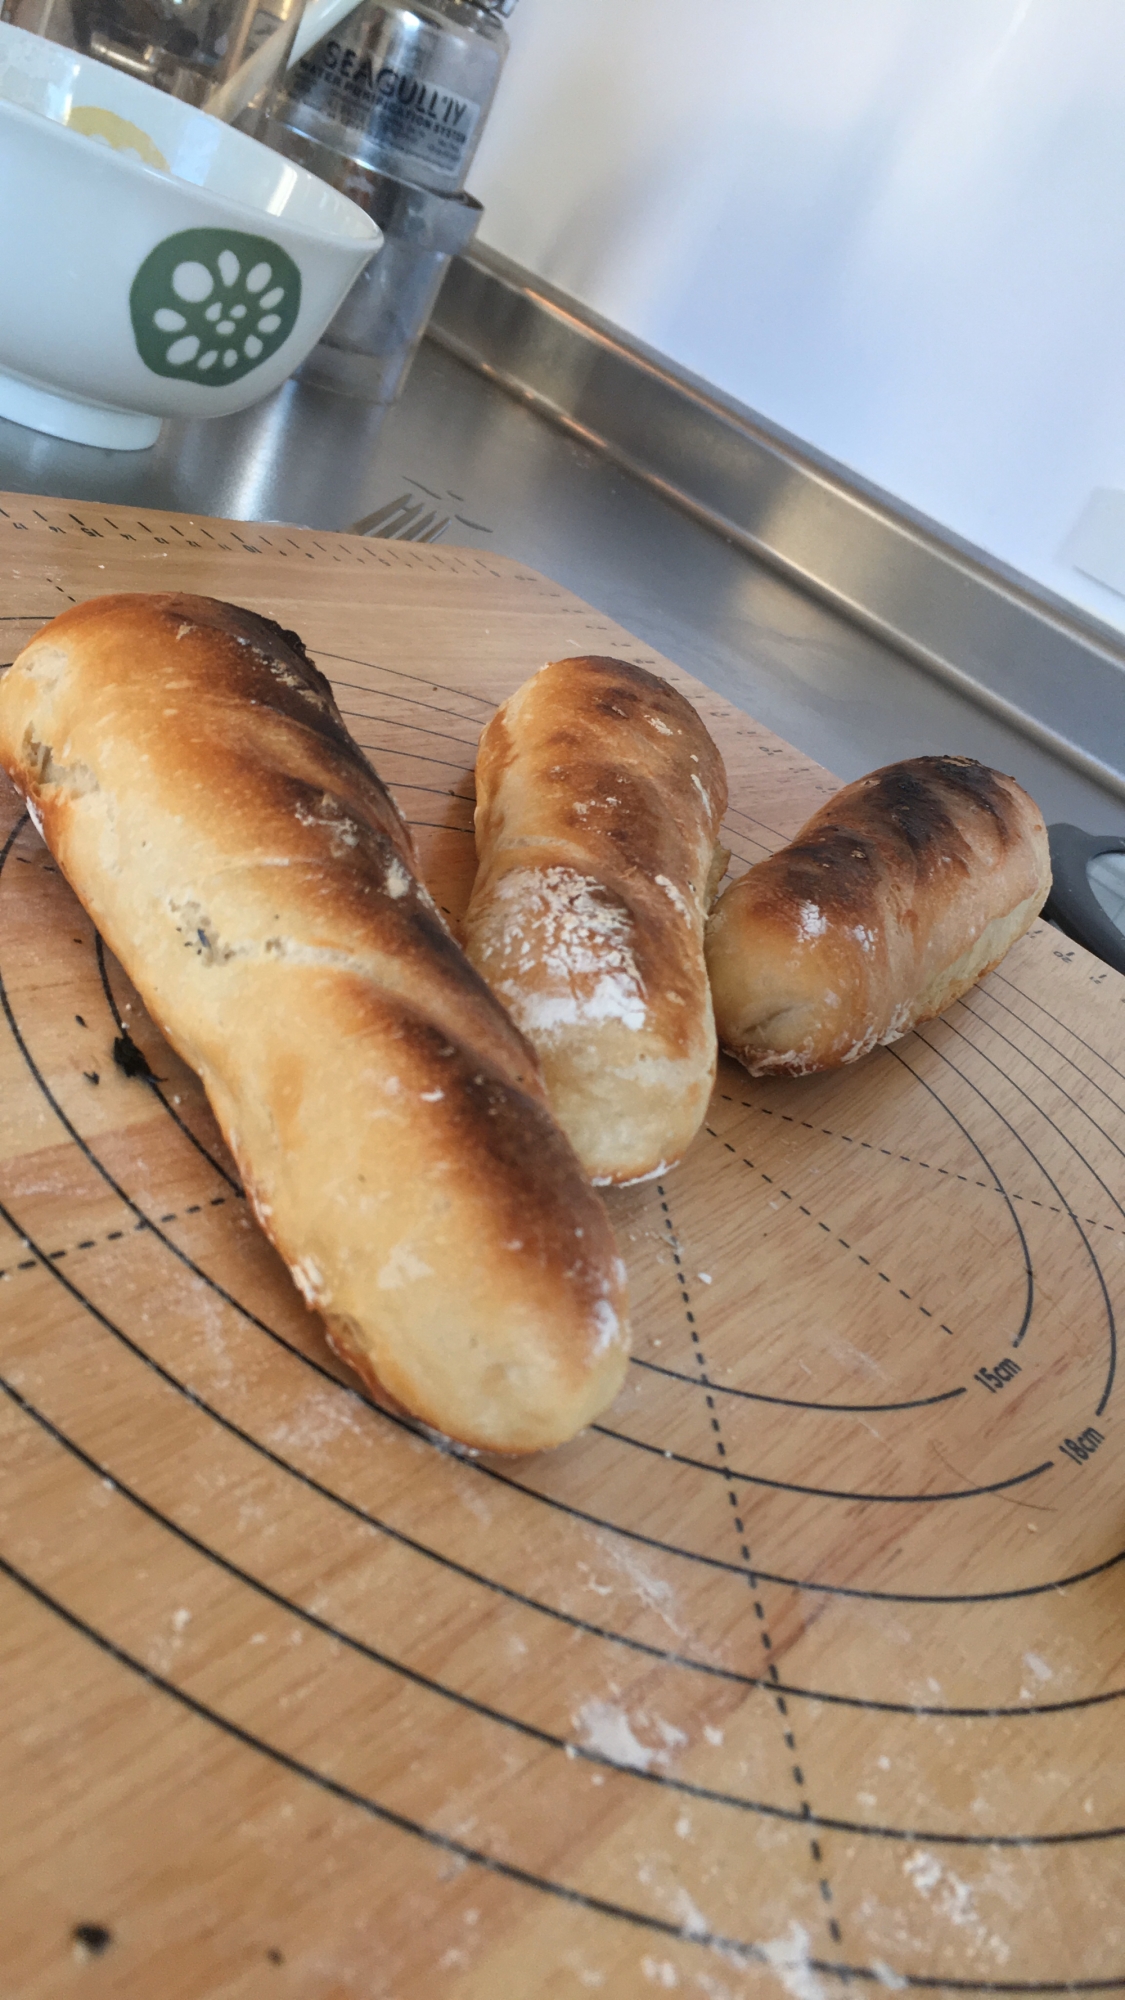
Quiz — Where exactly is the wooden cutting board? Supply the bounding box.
[2,492,1124,1999]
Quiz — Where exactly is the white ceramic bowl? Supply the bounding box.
[0,23,381,449]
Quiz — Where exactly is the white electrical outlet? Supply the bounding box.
[1061,487,1125,599]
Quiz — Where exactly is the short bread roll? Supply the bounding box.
[463,656,729,1185]
[0,594,629,1453]
[706,755,1050,1076]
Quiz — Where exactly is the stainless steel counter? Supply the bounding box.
[1,311,1122,835]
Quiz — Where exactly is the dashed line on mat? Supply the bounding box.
[704,1128,954,1337]
[0,1196,231,1279]
[656,1185,843,1950]
[718,1094,1125,1237]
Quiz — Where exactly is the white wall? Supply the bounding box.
[468,0,1125,633]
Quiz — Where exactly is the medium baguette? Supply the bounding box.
[705,755,1050,1076]
[463,656,729,1185]
[0,594,629,1453]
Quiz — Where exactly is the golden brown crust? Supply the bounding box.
[464,657,729,1184]
[705,755,1051,1075]
[0,594,629,1452]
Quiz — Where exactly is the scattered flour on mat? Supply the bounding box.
[596,1537,687,1636]
[266,1392,366,1457]
[654,1716,688,1750]
[574,1699,654,1771]
[903,1852,1012,1966]
[670,1888,711,1939]
[756,1924,823,2000]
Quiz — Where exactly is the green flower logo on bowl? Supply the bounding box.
[130,228,302,385]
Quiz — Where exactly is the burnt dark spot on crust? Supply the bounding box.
[765,829,890,920]
[443,1049,599,1249]
[848,769,963,861]
[571,656,674,703]
[274,623,318,673]
[514,659,727,843]
[324,897,541,1087]
[358,999,553,1185]
[830,760,1015,861]
[556,655,717,742]
[915,754,1012,824]
[540,760,690,882]
[154,594,348,739]
[759,757,1022,922]
[852,758,1013,856]
[210,699,412,867]
[396,892,505,996]
[255,764,405,859]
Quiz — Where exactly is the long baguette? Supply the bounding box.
[463,656,729,1185]
[705,755,1050,1076]
[0,594,629,1453]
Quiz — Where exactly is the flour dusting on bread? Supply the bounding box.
[464,655,729,1185]
[475,865,647,1036]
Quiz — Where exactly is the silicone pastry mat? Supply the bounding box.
[1,494,1123,1997]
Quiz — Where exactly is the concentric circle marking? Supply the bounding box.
[4,639,1125,1987]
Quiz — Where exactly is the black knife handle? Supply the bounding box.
[1044,823,1125,974]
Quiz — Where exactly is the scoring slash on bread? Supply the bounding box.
[0,593,630,1454]
[705,755,1051,1076]
[463,656,730,1187]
